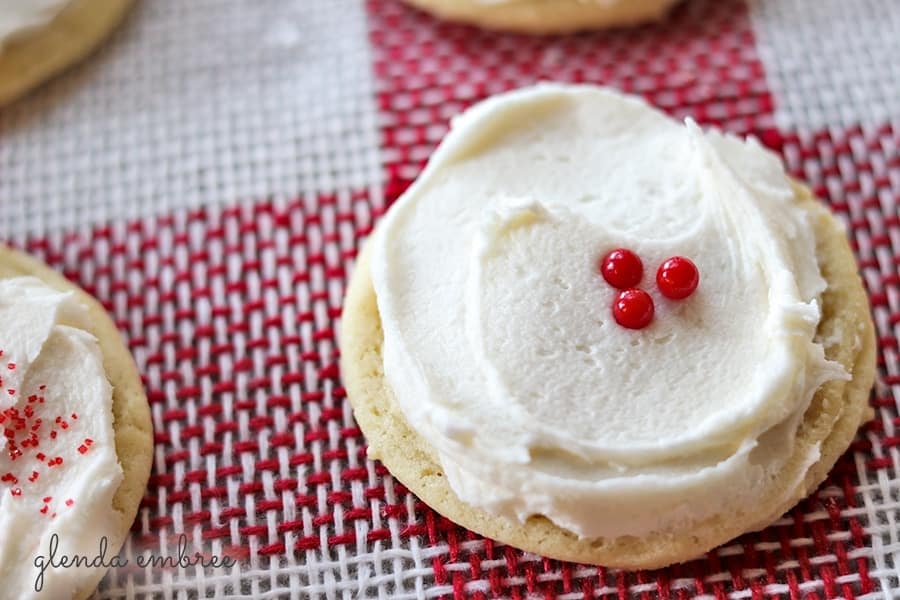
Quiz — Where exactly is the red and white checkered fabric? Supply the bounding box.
[1,0,899,597]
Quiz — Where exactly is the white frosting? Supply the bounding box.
[0,0,70,51]
[371,84,848,538]
[0,277,122,600]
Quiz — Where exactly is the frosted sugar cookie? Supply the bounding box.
[0,246,152,599]
[340,84,877,568]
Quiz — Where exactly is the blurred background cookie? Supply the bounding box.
[399,0,682,33]
[0,0,132,106]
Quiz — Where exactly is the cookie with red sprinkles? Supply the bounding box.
[0,245,152,600]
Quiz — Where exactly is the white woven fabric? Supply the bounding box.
[0,0,382,240]
[750,0,900,129]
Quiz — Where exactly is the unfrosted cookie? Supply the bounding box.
[339,85,877,568]
[0,245,153,599]
[400,0,682,34]
[0,0,132,106]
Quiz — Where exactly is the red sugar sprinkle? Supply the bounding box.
[38,385,46,391]
[612,289,655,330]
[6,363,14,370]
[0,380,89,501]
[39,506,48,515]
[600,248,644,290]
[656,256,700,300]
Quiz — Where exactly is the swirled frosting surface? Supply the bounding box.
[371,84,847,538]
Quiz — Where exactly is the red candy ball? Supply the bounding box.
[656,256,699,299]
[600,248,643,289]
[612,289,654,330]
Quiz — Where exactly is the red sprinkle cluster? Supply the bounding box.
[599,249,699,329]
[0,357,80,517]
